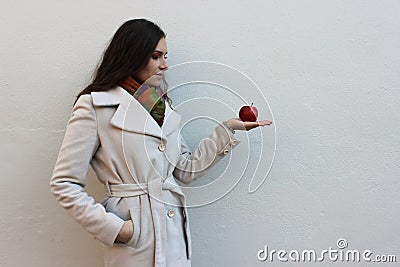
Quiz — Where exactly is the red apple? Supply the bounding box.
[239,103,258,122]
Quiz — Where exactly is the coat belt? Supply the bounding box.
[104,176,191,267]
[104,177,178,198]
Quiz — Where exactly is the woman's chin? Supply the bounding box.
[144,77,162,87]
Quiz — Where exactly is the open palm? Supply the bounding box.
[226,118,272,131]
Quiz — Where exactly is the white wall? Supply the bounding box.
[1,0,399,266]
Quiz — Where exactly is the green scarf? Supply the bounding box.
[120,77,166,127]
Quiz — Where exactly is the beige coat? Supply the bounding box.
[50,86,240,267]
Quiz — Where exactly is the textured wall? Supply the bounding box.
[1,0,399,266]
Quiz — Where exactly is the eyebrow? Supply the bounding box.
[154,50,168,55]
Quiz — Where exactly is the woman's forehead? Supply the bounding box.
[154,38,168,53]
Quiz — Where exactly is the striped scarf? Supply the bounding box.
[120,77,166,127]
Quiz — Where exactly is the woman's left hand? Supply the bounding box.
[226,118,272,131]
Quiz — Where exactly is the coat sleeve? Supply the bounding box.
[50,94,125,246]
[173,123,240,184]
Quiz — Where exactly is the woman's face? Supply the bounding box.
[134,37,169,87]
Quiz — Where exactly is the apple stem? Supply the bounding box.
[251,102,253,106]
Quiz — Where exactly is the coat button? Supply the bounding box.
[223,149,229,155]
[167,208,175,218]
[158,143,166,152]
[231,140,237,146]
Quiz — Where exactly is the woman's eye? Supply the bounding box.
[151,53,168,60]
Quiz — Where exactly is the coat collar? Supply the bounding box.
[91,86,181,141]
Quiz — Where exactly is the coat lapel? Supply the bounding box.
[91,86,181,141]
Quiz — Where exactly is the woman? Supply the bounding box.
[50,18,272,267]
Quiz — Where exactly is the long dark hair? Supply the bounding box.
[75,18,171,105]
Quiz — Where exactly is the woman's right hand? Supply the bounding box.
[116,220,133,243]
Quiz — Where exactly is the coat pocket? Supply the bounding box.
[126,209,141,248]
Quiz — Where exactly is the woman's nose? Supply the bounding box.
[160,58,168,70]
